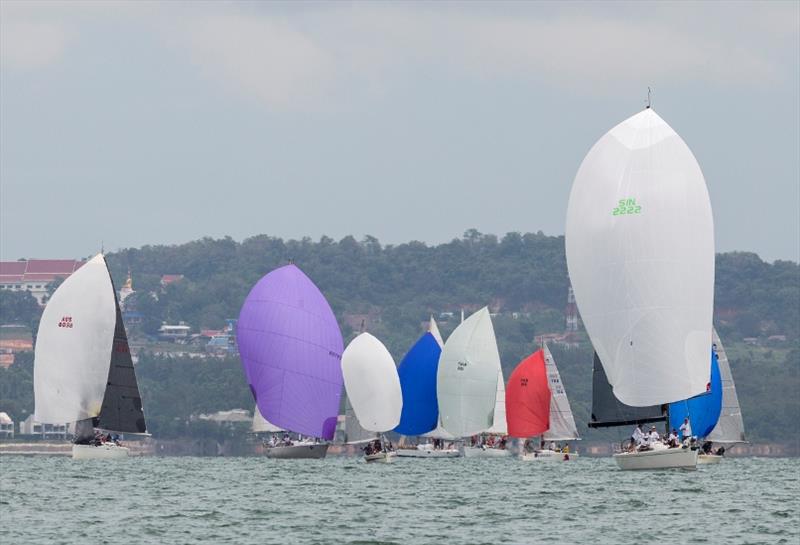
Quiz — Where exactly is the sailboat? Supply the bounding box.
[395,319,460,458]
[238,264,343,459]
[34,254,147,460]
[700,329,747,463]
[507,344,580,461]
[341,332,403,463]
[566,106,715,470]
[437,307,508,458]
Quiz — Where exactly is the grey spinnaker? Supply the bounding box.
[97,294,147,433]
[588,352,665,428]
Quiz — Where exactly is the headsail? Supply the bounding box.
[394,332,441,436]
[566,108,715,407]
[485,369,508,435]
[505,350,550,438]
[669,349,723,438]
[437,307,502,437]
[542,344,579,441]
[706,329,746,444]
[252,405,283,433]
[588,352,665,428]
[237,264,344,440]
[34,254,116,424]
[341,333,402,433]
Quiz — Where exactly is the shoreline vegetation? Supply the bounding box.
[1,231,798,449]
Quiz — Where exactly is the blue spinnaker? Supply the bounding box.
[669,350,723,438]
[394,332,441,436]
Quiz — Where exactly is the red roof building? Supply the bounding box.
[0,259,84,305]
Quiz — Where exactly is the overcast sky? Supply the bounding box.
[1,1,798,262]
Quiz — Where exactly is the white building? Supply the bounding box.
[19,414,68,439]
[0,412,14,439]
[0,259,84,305]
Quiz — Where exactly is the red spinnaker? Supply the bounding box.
[505,349,551,438]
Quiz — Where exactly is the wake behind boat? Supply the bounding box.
[34,254,148,460]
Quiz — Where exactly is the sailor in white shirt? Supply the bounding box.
[680,418,693,443]
[631,424,645,449]
[648,426,661,446]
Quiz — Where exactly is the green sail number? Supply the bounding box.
[612,198,642,216]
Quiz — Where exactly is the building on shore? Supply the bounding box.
[0,259,84,305]
[19,414,68,439]
[0,412,14,439]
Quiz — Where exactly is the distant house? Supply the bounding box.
[160,274,184,288]
[0,259,84,304]
[19,414,68,439]
[196,409,251,424]
[158,322,191,342]
[0,412,14,439]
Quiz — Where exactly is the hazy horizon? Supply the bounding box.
[2,1,798,262]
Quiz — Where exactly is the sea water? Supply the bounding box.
[1,456,797,544]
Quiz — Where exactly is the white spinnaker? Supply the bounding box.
[542,344,580,441]
[707,328,746,445]
[252,404,283,433]
[34,254,116,423]
[341,333,402,433]
[565,108,714,407]
[437,307,502,437]
[485,369,508,435]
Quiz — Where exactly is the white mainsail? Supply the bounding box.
[252,404,283,433]
[565,108,715,407]
[706,328,746,445]
[437,307,502,437]
[428,316,444,347]
[485,369,508,435]
[34,254,117,423]
[542,343,580,441]
[420,317,457,440]
[341,333,402,433]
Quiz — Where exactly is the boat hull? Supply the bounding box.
[613,446,697,470]
[72,443,129,460]
[698,454,723,465]
[365,451,396,463]
[520,449,579,461]
[396,447,460,458]
[462,446,510,458]
[264,443,328,459]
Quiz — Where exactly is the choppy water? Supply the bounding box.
[2,455,798,544]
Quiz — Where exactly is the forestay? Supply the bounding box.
[437,307,502,437]
[542,344,579,441]
[238,265,344,440]
[341,333,402,433]
[34,254,117,424]
[565,108,715,407]
[706,329,746,444]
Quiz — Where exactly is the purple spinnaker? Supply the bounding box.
[238,265,344,440]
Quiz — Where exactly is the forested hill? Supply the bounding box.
[1,231,797,444]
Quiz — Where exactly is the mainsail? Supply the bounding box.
[341,333,402,433]
[485,369,508,435]
[237,264,344,440]
[394,332,441,436]
[437,307,502,437]
[344,394,375,444]
[669,349,723,438]
[34,254,146,433]
[706,329,746,444]
[588,352,665,428]
[505,350,550,438]
[565,108,715,407]
[542,344,579,441]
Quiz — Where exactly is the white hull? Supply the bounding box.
[520,449,579,461]
[614,446,697,470]
[264,443,328,459]
[396,446,461,458]
[462,446,510,458]
[698,454,723,465]
[365,451,396,463]
[72,443,129,460]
